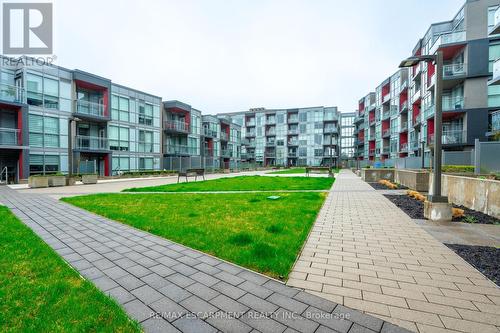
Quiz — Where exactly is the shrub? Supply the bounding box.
[442,165,474,173]
[121,170,176,177]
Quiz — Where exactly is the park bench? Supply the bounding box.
[177,168,205,183]
[306,166,333,177]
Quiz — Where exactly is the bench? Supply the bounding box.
[306,167,333,177]
[177,168,205,183]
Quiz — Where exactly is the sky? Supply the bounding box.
[53,0,464,114]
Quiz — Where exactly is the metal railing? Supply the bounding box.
[400,121,408,132]
[0,83,24,103]
[165,120,189,133]
[265,151,276,158]
[429,30,466,54]
[75,135,109,150]
[0,128,20,145]
[399,143,408,152]
[75,100,106,118]
[265,130,276,136]
[443,63,466,78]
[0,166,7,184]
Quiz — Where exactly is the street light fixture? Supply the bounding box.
[399,51,447,203]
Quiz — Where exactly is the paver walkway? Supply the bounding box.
[0,186,409,333]
[287,170,500,333]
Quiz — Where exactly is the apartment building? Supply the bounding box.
[162,100,241,171]
[355,0,499,162]
[488,3,500,139]
[0,56,162,182]
[339,112,355,166]
[220,106,340,167]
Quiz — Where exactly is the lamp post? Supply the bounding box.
[68,117,81,177]
[400,51,451,220]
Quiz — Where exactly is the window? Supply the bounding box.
[119,96,130,122]
[112,156,130,173]
[138,130,153,152]
[43,77,59,109]
[109,125,129,151]
[489,43,500,72]
[29,154,60,174]
[111,94,119,120]
[299,112,307,122]
[139,103,153,125]
[139,157,154,170]
[26,73,43,106]
[59,80,72,112]
[29,114,59,148]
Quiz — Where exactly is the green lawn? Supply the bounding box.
[124,175,334,192]
[62,192,327,279]
[0,206,140,332]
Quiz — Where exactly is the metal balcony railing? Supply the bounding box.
[75,135,109,150]
[0,83,24,103]
[0,128,20,145]
[399,143,408,152]
[382,129,391,138]
[241,152,255,159]
[266,130,276,136]
[443,63,466,78]
[400,121,408,132]
[165,120,189,133]
[75,100,106,118]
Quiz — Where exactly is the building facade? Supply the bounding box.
[0,56,162,182]
[355,0,500,163]
[339,112,355,166]
[221,106,340,167]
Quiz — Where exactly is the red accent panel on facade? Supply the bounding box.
[358,102,365,113]
[381,120,390,131]
[399,91,408,105]
[17,108,22,145]
[381,83,390,97]
[412,103,420,119]
[75,79,107,91]
[104,154,110,177]
[427,118,435,137]
[369,111,375,123]
[399,132,408,144]
[103,90,109,116]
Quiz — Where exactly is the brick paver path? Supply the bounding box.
[0,186,410,333]
[287,170,500,333]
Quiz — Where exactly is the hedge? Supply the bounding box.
[441,165,474,173]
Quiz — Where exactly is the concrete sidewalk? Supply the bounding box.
[287,170,500,333]
[0,186,409,333]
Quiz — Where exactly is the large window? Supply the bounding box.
[489,43,500,72]
[138,130,153,153]
[112,156,130,173]
[29,154,60,174]
[139,157,154,170]
[109,125,129,151]
[111,94,130,122]
[26,73,43,106]
[43,77,59,109]
[139,103,153,126]
[29,114,59,148]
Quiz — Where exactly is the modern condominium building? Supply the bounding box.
[355,0,500,162]
[162,100,241,171]
[488,2,500,139]
[339,112,355,166]
[220,106,340,167]
[0,56,162,182]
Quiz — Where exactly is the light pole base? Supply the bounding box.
[424,200,452,222]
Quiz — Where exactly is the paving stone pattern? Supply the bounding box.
[0,186,410,333]
[288,170,500,333]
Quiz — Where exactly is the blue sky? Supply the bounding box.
[54,0,464,113]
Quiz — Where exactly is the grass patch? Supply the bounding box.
[62,192,326,279]
[0,206,140,332]
[124,175,334,192]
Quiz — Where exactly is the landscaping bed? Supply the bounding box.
[445,244,500,286]
[383,194,500,224]
[368,182,408,190]
[0,206,139,332]
[124,175,335,192]
[62,192,327,279]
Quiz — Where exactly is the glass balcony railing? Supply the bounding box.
[287,140,298,146]
[220,132,229,141]
[493,59,500,82]
[265,151,276,157]
[166,145,191,155]
[288,128,299,135]
[442,96,464,111]
[413,114,421,126]
[0,127,20,145]
[245,131,256,137]
[287,151,297,157]
[165,120,189,133]
[429,30,466,54]
[399,143,408,152]
[400,121,408,132]
[428,129,467,145]
[324,127,338,133]
[265,140,276,146]
[382,129,390,138]
[221,149,232,158]
[288,116,299,123]
[424,105,435,119]
[75,135,109,151]
[0,83,24,103]
[203,127,218,137]
[75,100,106,118]
[443,63,466,78]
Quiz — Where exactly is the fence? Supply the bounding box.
[356,140,500,174]
[163,156,260,173]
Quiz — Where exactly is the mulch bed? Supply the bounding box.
[368,182,408,190]
[445,244,500,286]
[383,194,500,225]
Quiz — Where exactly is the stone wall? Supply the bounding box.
[429,173,500,219]
[395,169,430,192]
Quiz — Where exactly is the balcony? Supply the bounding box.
[75,100,107,119]
[165,145,189,155]
[245,131,256,138]
[287,140,298,146]
[428,129,467,145]
[411,89,421,104]
[382,111,390,120]
[246,121,256,127]
[288,128,299,135]
[137,142,154,153]
[369,149,375,156]
[287,151,297,157]
[399,143,408,152]
[0,83,24,104]
[265,140,276,147]
[424,105,435,119]
[266,118,276,125]
[486,110,500,137]
[413,114,421,127]
[265,130,276,136]
[369,117,376,126]
[400,121,408,132]
[443,96,464,111]
[490,59,500,85]
[382,129,391,138]
[288,116,299,123]
[382,147,390,155]
[443,63,466,79]
[265,151,276,158]
[165,120,190,134]
[220,131,229,141]
[203,127,218,138]
[324,126,338,134]
[241,152,255,159]
[0,128,21,146]
[490,6,500,35]
[429,30,466,55]
[75,135,109,151]
[382,93,391,104]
